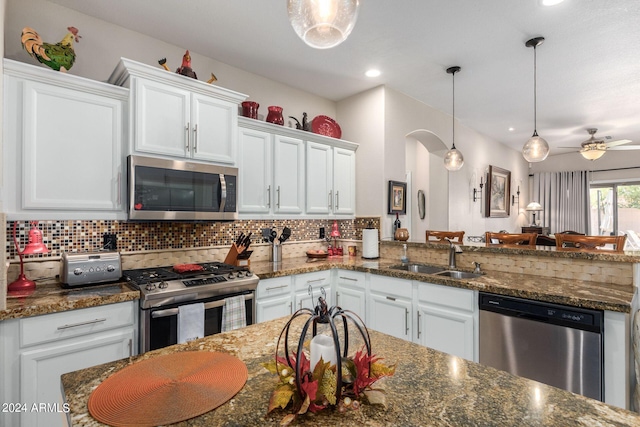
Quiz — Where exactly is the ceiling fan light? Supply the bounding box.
[580,146,606,161]
[444,147,464,171]
[523,134,550,162]
[288,0,360,49]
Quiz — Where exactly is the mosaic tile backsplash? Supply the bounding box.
[5,217,380,260]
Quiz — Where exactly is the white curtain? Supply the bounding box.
[532,171,591,234]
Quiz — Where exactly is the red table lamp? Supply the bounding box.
[8,221,49,297]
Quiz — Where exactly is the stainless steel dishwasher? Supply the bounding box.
[479,292,604,401]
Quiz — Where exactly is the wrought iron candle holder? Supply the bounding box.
[276,287,371,403]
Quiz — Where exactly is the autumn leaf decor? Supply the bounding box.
[264,291,396,425]
[262,346,395,424]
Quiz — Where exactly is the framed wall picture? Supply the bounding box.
[388,180,407,214]
[485,165,511,218]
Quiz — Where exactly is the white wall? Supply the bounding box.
[344,85,530,241]
[1,0,7,310]
[4,0,337,125]
[336,86,385,217]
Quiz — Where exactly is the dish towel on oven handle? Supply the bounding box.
[221,295,247,332]
[177,302,205,344]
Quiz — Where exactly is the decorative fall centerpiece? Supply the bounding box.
[262,288,395,425]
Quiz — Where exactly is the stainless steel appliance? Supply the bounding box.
[59,252,122,287]
[128,155,238,221]
[123,262,258,353]
[479,292,603,401]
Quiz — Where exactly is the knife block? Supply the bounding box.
[224,244,239,265]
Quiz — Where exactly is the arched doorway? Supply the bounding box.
[406,130,449,241]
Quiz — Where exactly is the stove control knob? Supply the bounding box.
[245,270,252,276]
[106,264,116,272]
[158,281,168,289]
[145,283,157,291]
[73,268,83,276]
[227,273,235,279]
[236,271,244,278]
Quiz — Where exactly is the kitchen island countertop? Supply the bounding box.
[61,316,640,426]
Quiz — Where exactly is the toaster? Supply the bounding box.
[59,252,122,287]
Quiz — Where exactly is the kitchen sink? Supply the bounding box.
[389,264,448,275]
[435,270,483,279]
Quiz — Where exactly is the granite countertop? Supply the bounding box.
[0,280,139,321]
[389,240,640,263]
[250,256,636,313]
[2,254,635,322]
[62,317,640,426]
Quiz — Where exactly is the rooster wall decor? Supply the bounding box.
[21,26,81,72]
[158,50,217,83]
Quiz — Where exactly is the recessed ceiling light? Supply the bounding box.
[508,127,515,132]
[365,69,381,77]
[541,0,564,6]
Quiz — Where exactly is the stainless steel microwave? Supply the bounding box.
[127,155,237,221]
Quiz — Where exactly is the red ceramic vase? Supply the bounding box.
[241,101,259,119]
[266,106,284,125]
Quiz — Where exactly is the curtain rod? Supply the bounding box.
[529,166,640,177]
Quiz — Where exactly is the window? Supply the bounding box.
[589,182,640,249]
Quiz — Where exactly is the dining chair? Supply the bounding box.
[426,230,465,243]
[535,234,556,247]
[485,232,537,247]
[555,234,627,252]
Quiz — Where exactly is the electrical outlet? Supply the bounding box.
[319,227,325,239]
[103,233,117,251]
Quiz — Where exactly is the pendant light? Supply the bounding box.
[444,66,464,171]
[287,0,360,49]
[522,37,550,162]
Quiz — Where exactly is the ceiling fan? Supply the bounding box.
[561,128,638,160]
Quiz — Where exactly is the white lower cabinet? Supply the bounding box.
[368,275,413,341]
[415,282,477,361]
[334,270,366,321]
[294,271,332,311]
[256,276,293,323]
[0,301,137,427]
[364,274,477,359]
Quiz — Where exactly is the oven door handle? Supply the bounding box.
[150,293,254,318]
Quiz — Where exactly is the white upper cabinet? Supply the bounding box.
[238,117,357,218]
[237,126,272,213]
[306,141,333,214]
[109,57,246,165]
[3,59,128,220]
[273,134,305,214]
[306,142,356,216]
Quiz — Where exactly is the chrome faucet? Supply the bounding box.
[446,238,463,270]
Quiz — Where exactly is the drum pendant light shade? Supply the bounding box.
[444,66,464,171]
[287,0,360,49]
[522,37,549,162]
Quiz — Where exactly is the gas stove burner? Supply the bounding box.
[123,261,259,309]
[123,267,180,286]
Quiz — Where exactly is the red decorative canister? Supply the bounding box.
[266,106,284,125]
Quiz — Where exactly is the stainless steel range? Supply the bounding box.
[123,262,259,353]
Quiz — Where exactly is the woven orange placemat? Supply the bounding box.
[88,351,247,427]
